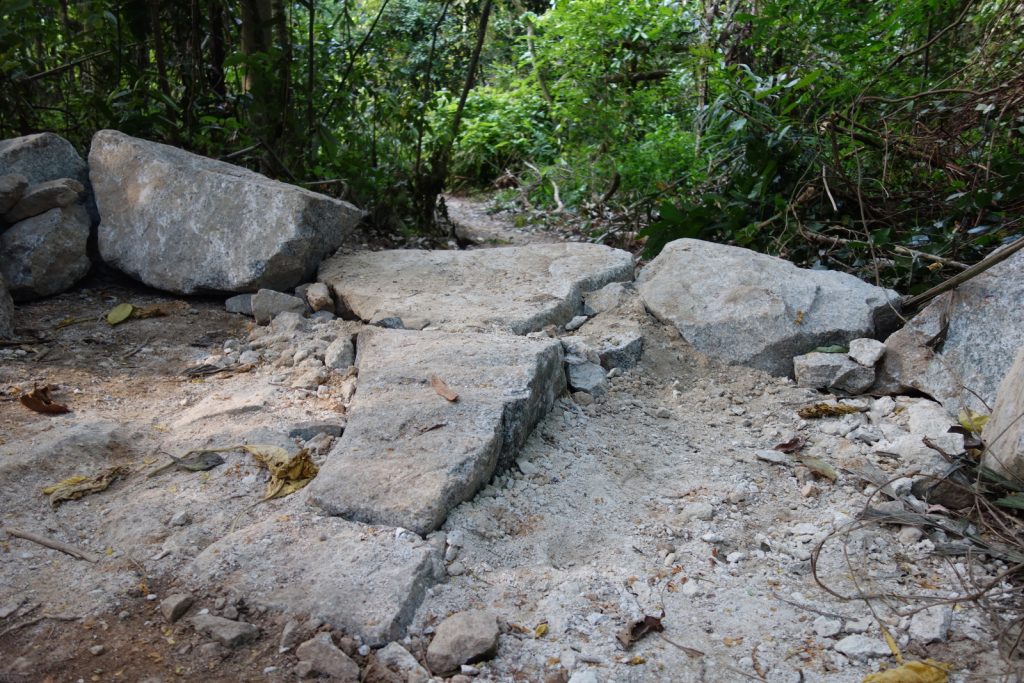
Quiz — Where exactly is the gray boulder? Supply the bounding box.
[878,245,1024,414]
[0,205,91,301]
[190,614,259,648]
[3,178,83,224]
[0,174,28,215]
[794,352,875,394]
[318,243,633,335]
[0,274,13,338]
[308,328,564,535]
[0,133,94,222]
[636,239,899,376]
[567,361,608,397]
[89,130,364,294]
[295,633,359,682]
[983,347,1024,484]
[190,511,439,646]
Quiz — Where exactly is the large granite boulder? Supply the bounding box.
[318,243,633,334]
[636,239,899,376]
[308,328,565,535]
[0,133,94,223]
[89,130,365,294]
[982,348,1024,484]
[877,246,1024,415]
[0,274,13,338]
[0,205,91,301]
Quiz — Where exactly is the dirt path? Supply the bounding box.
[0,204,1013,682]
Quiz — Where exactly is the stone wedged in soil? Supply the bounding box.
[318,243,634,334]
[308,327,565,535]
[189,510,439,646]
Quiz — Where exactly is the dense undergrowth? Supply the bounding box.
[2,0,1022,291]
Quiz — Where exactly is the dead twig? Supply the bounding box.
[3,527,102,563]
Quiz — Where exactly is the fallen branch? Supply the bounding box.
[3,527,102,563]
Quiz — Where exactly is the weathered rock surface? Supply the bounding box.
[563,317,644,370]
[318,243,633,334]
[304,282,334,312]
[190,614,259,648]
[794,352,875,394]
[3,178,83,224]
[426,610,500,675]
[376,642,429,683]
[0,274,13,338]
[89,129,364,294]
[567,361,608,397]
[0,174,28,215]
[0,204,91,301]
[190,511,439,646]
[308,328,564,535]
[636,239,898,376]
[878,245,1024,414]
[295,633,359,682]
[848,338,885,367]
[983,347,1024,483]
[0,133,93,220]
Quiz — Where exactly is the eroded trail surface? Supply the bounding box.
[0,209,1012,683]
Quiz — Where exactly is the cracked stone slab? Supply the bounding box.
[189,511,439,646]
[637,239,898,376]
[308,328,565,535]
[318,243,633,334]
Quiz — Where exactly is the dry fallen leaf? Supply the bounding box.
[42,466,129,507]
[106,303,134,325]
[242,444,319,500]
[861,659,951,683]
[796,454,838,482]
[617,614,665,649]
[797,403,860,419]
[534,622,549,638]
[773,436,806,453]
[430,374,459,402]
[19,385,70,414]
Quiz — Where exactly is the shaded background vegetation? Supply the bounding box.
[2,0,1022,292]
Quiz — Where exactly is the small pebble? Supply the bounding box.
[89,645,105,656]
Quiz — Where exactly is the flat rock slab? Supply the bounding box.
[308,328,565,534]
[878,246,1024,415]
[189,511,439,646]
[637,239,898,376]
[89,130,365,294]
[318,243,633,334]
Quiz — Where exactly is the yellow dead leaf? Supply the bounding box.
[42,466,129,507]
[862,660,951,683]
[106,303,134,325]
[242,444,319,500]
[958,409,988,435]
[881,624,902,662]
[534,622,549,638]
[627,656,646,665]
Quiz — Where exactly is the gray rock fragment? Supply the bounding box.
[908,606,952,644]
[0,133,94,221]
[425,610,500,675]
[324,336,355,369]
[0,174,28,215]
[251,289,307,325]
[377,642,430,683]
[794,352,875,394]
[191,614,259,648]
[3,178,83,224]
[848,338,885,367]
[295,633,359,682]
[0,275,13,339]
[225,294,253,316]
[833,634,891,661]
[89,129,363,294]
[567,362,608,397]
[584,281,632,314]
[565,315,588,331]
[637,239,898,376]
[0,204,91,301]
[160,594,193,623]
[304,282,334,312]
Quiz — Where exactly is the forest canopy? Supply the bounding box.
[2,0,1022,292]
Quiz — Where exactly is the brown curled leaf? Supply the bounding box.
[616,614,664,649]
[19,385,70,414]
[773,436,806,453]
[430,374,459,402]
